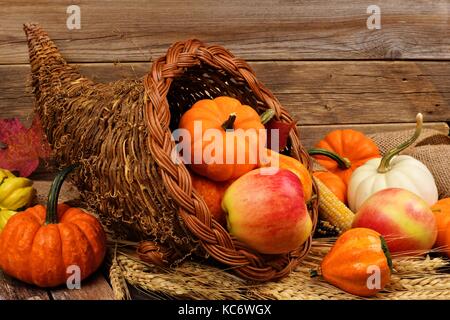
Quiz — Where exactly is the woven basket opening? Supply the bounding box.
[167,64,268,131]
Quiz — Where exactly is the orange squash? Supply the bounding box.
[313,171,347,204]
[259,149,312,201]
[309,129,380,185]
[191,173,232,226]
[0,166,106,288]
[320,228,392,297]
[179,96,265,181]
[431,198,450,258]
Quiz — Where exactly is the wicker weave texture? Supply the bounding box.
[24,23,319,281]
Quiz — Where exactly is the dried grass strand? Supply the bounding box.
[110,239,450,300]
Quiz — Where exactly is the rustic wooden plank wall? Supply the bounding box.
[0,0,448,148]
[1,0,449,63]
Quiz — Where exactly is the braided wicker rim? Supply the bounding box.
[143,39,319,281]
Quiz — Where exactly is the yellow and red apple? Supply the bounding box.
[258,149,313,201]
[352,188,437,254]
[222,168,312,254]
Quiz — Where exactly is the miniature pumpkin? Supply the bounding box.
[259,149,313,201]
[431,198,450,258]
[191,172,232,226]
[320,228,392,297]
[309,130,380,185]
[0,165,106,288]
[0,168,35,210]
[178,96,265,181]
[313,171,347,204]
[348,114,438,212]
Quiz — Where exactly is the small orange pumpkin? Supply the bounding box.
[431,198,450,258]
[178,96,265,181]
[320,228,392,297]
[0,165,106,288]
[313,171,347,204]
[191,172,233,226]
[309,129,380,185]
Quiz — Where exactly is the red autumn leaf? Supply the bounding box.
[265,118,296,151]
[0,115,51,177]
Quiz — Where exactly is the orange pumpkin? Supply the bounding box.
[191,173,232,226]
[431,198,450,258]
[179,97,265,181]
[320,228,392,297]
[313,171,347,204]
[309,129,380,185]
[259,149,313,201]
[0,166,106,288]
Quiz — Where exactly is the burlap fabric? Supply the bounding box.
[368,128,450,199]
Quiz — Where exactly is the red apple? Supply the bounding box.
[222,168,312,254]
[352,188,437,254]
[259,149,313,201]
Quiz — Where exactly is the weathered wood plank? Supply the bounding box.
[0,0,449,64]
[299,122,449,149]
[50,272,114,300]
[32,178,80,203]
[1,61,449,125]
[0,270,50,300]
[27,122,449,177]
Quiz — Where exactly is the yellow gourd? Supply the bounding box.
[0,168,35,210]
[0,209,15,232]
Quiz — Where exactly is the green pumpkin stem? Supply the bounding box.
[221,113,237,131]
[260,109,276,125]
[309,269,320,278]
[380,236,393,272]
[377,113,423,173]
[308,148,352,169]
[45,164,78,225]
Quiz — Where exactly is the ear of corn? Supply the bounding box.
[314,177,354,232]
[315,220,341,237]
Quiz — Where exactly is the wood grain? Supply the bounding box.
[0,0,449,64]
[1,61,449,125]
[0,270,50,300]
[27,122,449,178]
[299,122,449,148]
[50,272,114,300]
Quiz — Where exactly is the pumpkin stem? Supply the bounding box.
[221,113,237,131]
[309,269,320,278]
[377,113,423,173]
[308,148,352,169]
[380,236,393,272]
[45,164,78,224]
[260,109,276,125]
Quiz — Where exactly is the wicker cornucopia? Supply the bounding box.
[24,23,319,282]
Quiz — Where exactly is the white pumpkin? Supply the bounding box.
[348,155,438,211]
[347,113,438,212]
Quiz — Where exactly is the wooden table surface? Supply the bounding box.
[0,0,449,299]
